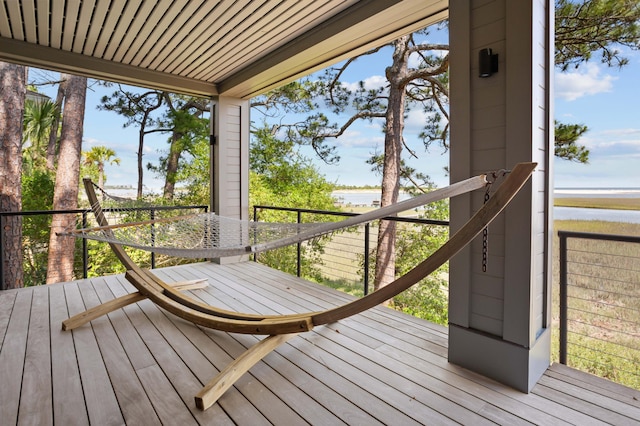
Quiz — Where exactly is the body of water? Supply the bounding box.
[554,207,640,224]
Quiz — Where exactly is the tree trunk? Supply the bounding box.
[46,74,87,284]
[162,133,182,200]
[373,36,409,293]
[0,62,26,290]
[46,81,65,171]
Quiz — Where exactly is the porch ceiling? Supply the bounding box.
[0,0,448,98]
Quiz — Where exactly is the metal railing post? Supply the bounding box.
[253,206,258,262]
[364,223,370,295]
[82,211,88,279]
[150,208,156,269]
[0,215,4,288]
[558,231,568,364]
[296,211,302,277]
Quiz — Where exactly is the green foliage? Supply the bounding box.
[147,95,209,196]
[173,131,210,206]
[21,170,55,286]
[555,120,590,163]
[390,198,450,324]
[355,191,451,325]
[250,124,338,279]
[555,0,640,70]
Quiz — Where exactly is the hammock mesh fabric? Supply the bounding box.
[62,174,489,259]
[66,206,320,258]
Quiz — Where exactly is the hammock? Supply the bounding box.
[61,162,537,411]
[63,171,490,258]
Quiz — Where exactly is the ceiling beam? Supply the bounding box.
[0,38,218,97]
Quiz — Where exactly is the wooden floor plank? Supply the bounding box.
[64,282,125,425]
[154,268,356,424]
[79,278,163,425]
[0,290,32,424]
[0,290,18,344]
[156,266,391,425]
[2,261,640,425]
[307,323,496,424]
[546,362,640,405]
[535,375,640,425]
[49,283,89,425]
[106,276,235,425]
[161,311,312,425]
[178,269,425,425]
[18,285,53,425]
[93,275,157,371]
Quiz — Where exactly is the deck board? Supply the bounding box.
[1,261,640,425]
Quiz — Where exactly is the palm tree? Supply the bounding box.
[22,99,59,172]
[83,145,121,198]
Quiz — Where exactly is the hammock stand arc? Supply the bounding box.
[62,162,537,411]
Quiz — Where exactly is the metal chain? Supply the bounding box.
[482,188,490,272]
[481,168,510,273]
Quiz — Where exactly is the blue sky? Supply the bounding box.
[30,36,640,191]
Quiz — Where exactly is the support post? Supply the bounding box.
[210,95,250,264]
[448,0,554,392]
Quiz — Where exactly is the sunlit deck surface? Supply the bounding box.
[1,261,639,425]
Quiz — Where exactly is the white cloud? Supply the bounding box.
[336,128,384,149]
[555,63,616,101]
[342,75,387,93]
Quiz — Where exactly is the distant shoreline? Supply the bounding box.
[554,197,640,211]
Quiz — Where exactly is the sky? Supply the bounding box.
[29,31,640,191]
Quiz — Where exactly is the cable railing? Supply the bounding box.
[0,204,208,287]
[253,205,449,296]
[558,230,640,390]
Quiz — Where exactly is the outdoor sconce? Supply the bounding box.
[479,48,499,78]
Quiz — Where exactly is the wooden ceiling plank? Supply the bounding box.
[112,0,158,62]
[121,0,174,64]
[142,0,209,69]
[167,0,261,75]
[72,0,95,53]
[5,0,24,40]
[83,0,110,55]
[93,1,127,58]
[199,0,348,81]
[218,2,448,98]
[49,0,63,48]
[198,0,343,82]
[152,0,252,73]
[21,1,37,43]
[184,0,295,80]
[35,0,49,45]
[0,1,13,38]
[128,1,185,66]
[61,0,80,51]
[0,0,448,100]
[103,0,144,60]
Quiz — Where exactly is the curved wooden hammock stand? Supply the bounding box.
[62,162,536,411]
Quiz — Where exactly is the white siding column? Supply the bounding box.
[448,0,553,392]
[210,95,250,264]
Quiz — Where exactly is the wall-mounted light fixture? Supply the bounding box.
[479,48,499,78]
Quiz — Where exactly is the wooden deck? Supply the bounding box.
[1,261,639,425]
